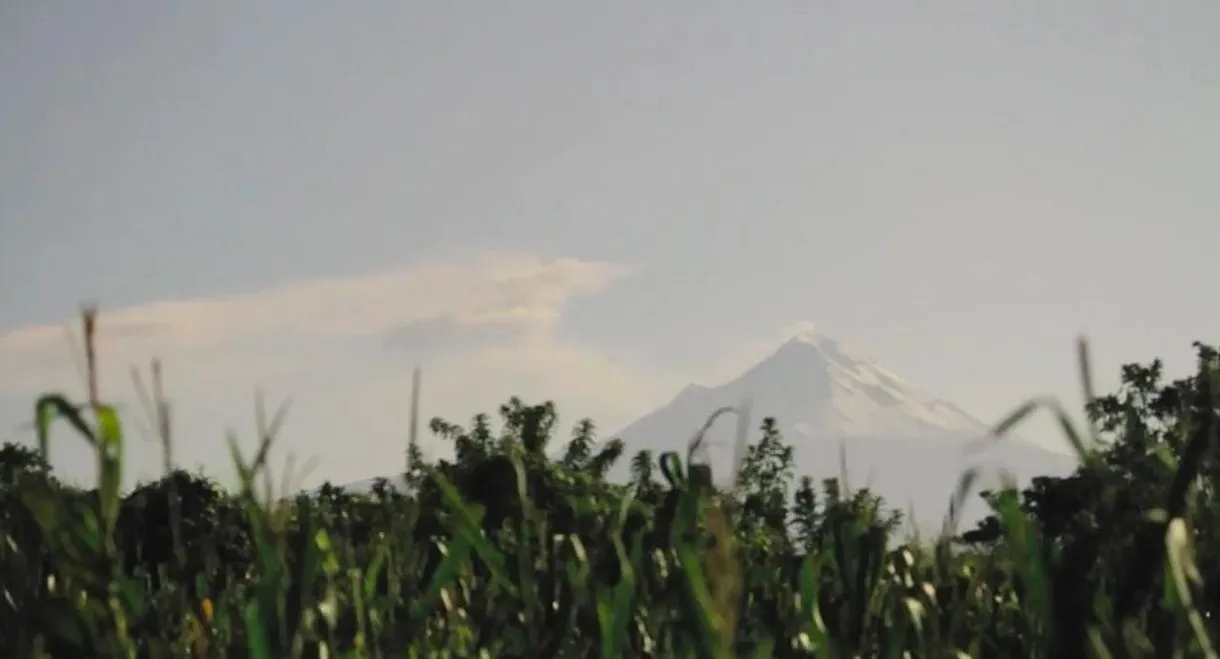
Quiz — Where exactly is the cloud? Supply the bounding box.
[380,316,530,357]
[0,251,639,394]
[0,252,672,489]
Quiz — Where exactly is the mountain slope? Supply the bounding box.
[610,327,1078,532]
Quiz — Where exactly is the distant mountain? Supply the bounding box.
[609,326,1079,533]
[330,326,1079,534]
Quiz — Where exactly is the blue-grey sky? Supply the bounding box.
[2,2,1217,490]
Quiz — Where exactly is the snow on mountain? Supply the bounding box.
[610,326,1079,532]
[732,328,989,441]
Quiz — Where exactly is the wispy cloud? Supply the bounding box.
[0,252,677,489]
[0,252,637,392]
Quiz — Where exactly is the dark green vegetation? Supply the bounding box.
[2,315,1219,657]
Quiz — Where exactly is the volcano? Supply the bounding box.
[609,326,1078,532]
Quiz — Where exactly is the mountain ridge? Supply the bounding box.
[608,325,1078,531]
[625,327,996,445]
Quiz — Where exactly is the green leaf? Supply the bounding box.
[33,394,96,459]
[243,600,272,659]
[94,404,124,539]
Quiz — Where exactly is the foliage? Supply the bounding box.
[962,341,1220,655]
[2,314,1220,657]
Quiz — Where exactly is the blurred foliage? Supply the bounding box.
[2,341,1220,658]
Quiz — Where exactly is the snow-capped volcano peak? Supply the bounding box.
[784,322,828,344]
[776,322,849,353]
[721,329,988,442]
[610,324,1077,530]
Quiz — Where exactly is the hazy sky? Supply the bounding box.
[2,2,1217,490]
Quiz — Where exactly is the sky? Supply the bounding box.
[1,2,1217,491]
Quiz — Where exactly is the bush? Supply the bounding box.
[2,338,1219,657]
